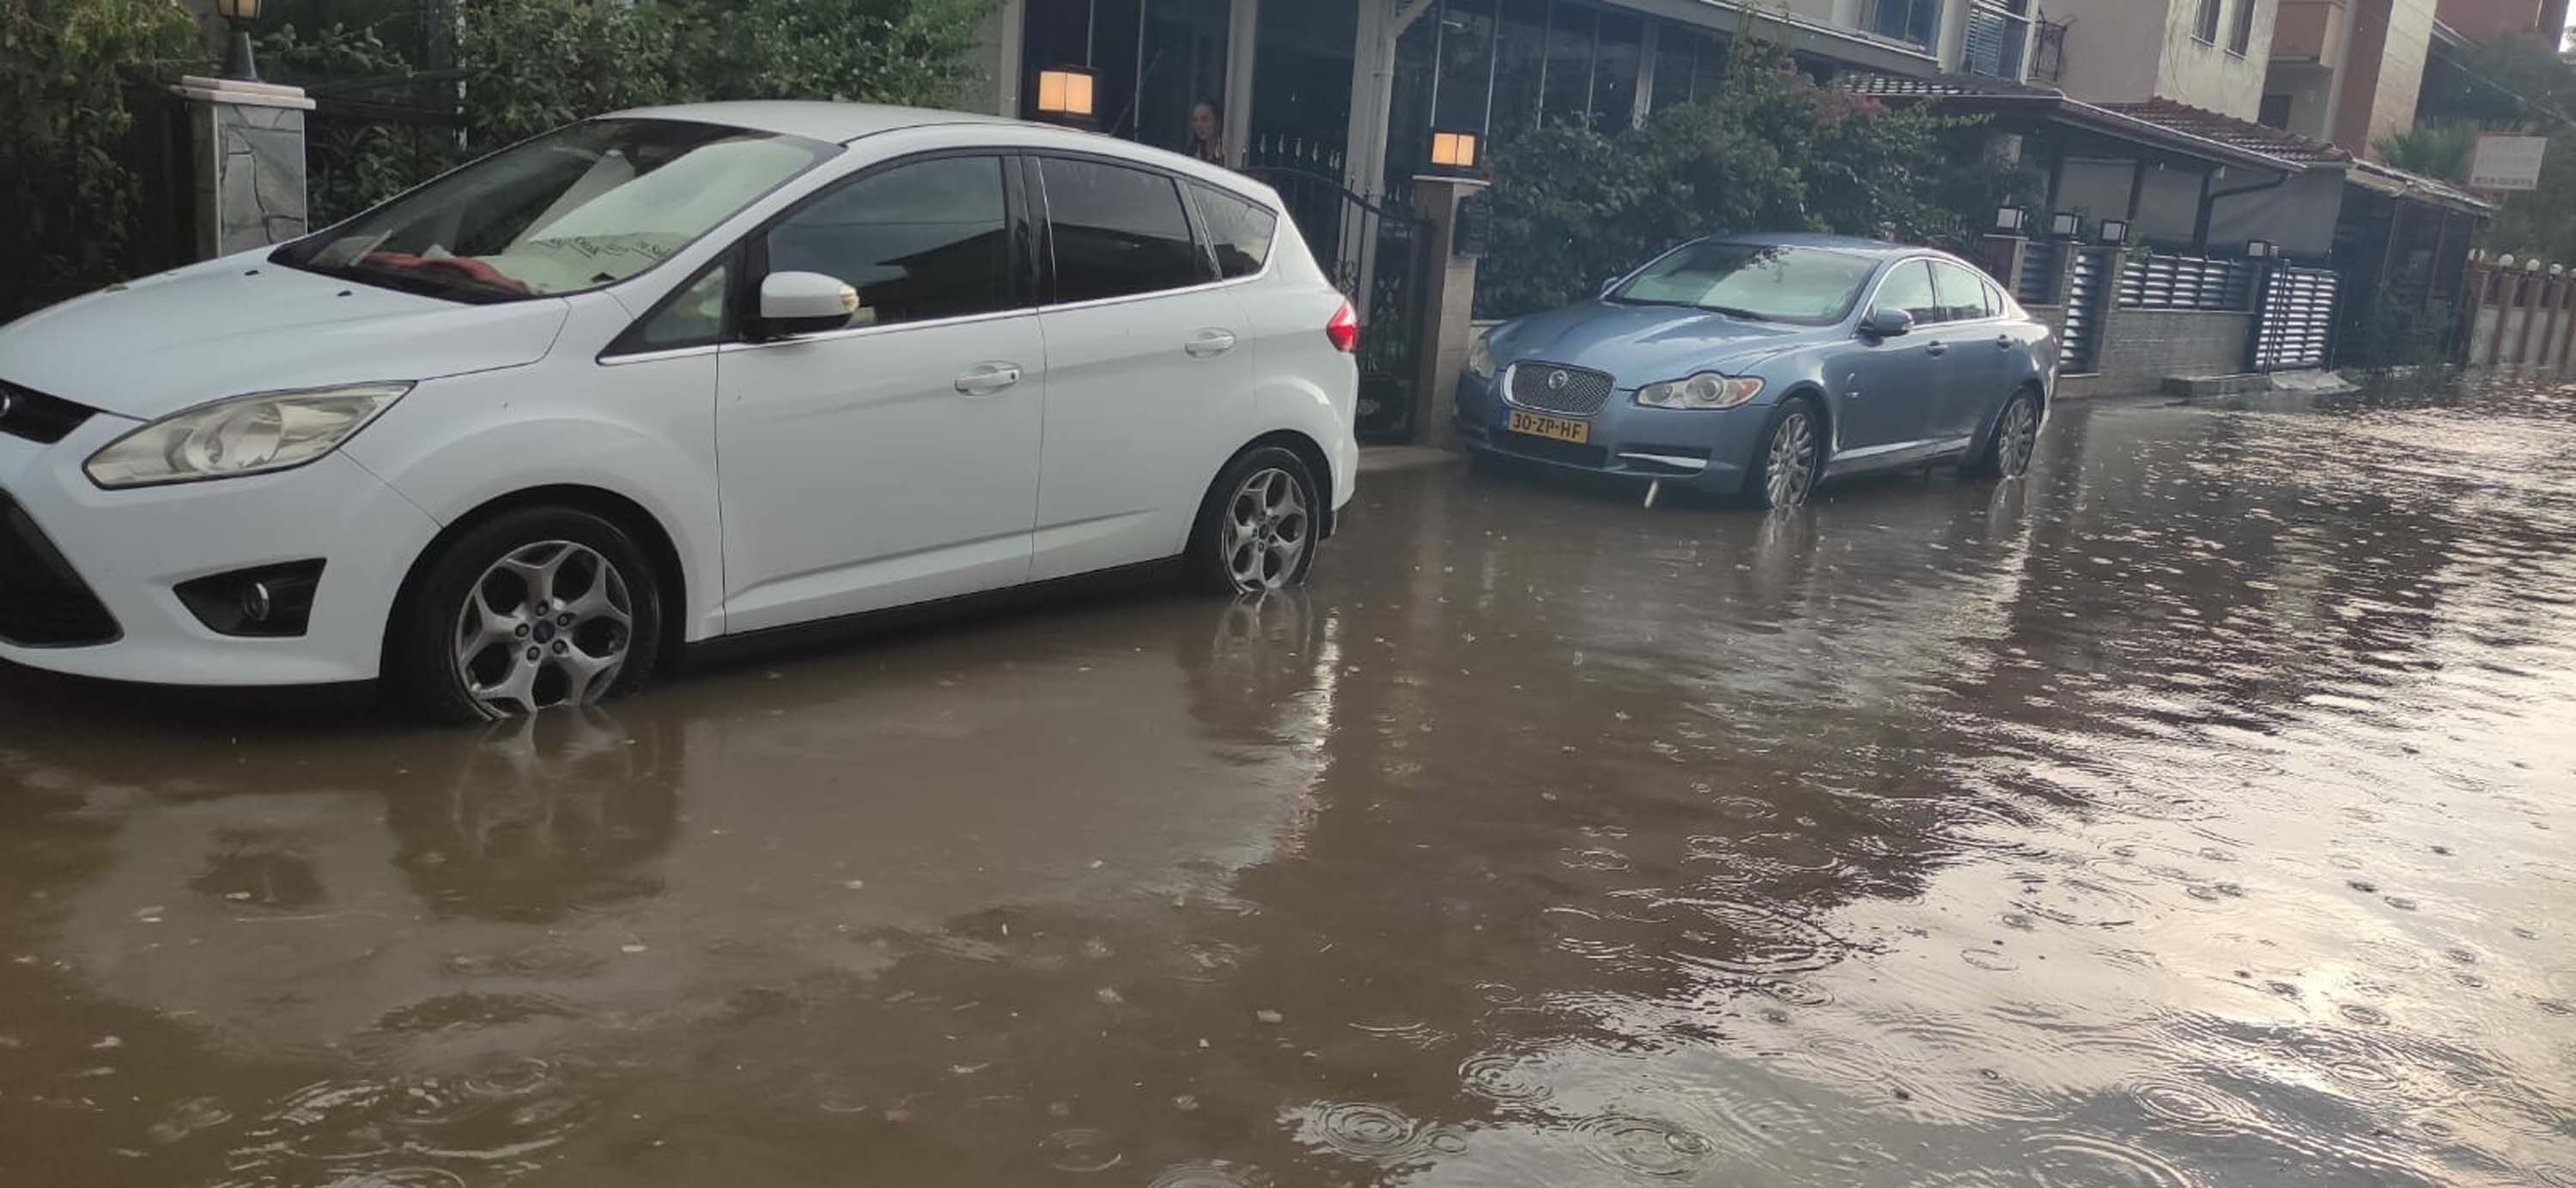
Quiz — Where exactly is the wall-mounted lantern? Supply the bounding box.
[1427,129,1482,176]
[2245,239,2272,258]
[2049,212,2081,239]
[2526,258,2546,273]
[1993,204,2030,234]
[2096,218,2132,245]
[1034,66,1098,128]
[216,0,263,82]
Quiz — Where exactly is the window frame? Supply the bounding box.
[598,247,744,363]
[2191,0,2223,45]
[2226,0,2258,56]
[1866,258,1949,327]
[1929,258,2002,324]
[1864,0,1943,50]
[1027,148,1280,309]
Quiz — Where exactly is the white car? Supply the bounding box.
[0,103,1359,720]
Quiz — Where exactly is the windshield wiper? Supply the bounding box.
[1703,305,1775,322]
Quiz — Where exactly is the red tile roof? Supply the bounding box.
[2090,99,2352,165]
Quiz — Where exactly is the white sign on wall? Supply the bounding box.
[2470,134,2550,191]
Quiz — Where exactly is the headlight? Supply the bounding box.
[85,382,411,489]
[1636,372,1762,410]
[1467,333,1497,380]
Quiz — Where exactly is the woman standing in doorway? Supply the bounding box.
[1187,100,1226,166]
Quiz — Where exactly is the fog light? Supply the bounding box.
[178,560,324,638]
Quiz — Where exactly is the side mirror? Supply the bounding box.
[1865,308,1914,339]
[759,271,860,337]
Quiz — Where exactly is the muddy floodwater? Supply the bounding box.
[4,379,2574,1187]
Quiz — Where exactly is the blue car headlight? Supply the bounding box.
[1636,372,1761,410]
[1467,332,1497,381]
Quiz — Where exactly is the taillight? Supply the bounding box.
[1326,300,1358,354]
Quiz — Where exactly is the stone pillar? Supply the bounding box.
[1409,174,1489,450]
[1976,233,2028,293]
[170,76,314,260]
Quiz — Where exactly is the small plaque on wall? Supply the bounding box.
[1453,193,1493,259]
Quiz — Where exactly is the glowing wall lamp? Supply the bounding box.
[1034,66,1098,128]
[1428,129,1482,175]
[216,0,263,82]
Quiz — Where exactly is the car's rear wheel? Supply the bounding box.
[1188,446,1321,595]
[1966,386,2043,480]
[394,506,664,723]
[1745,398,1823,510]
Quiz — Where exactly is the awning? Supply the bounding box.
[1842,74,2352,178]
[2347,159,2496,217]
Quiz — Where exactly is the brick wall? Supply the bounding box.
[2087,309,2254,394]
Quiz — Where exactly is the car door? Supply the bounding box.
[1929,259,2011,448]
[1027,154,1255,582]
[1838,258,1950,463]
[714,153,1046,633]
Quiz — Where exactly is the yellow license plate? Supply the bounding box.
[1506,409,1590,444]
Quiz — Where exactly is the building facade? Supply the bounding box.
[957,0,2044,203]
[2038,0,2283,119]
[2262,0,2441,155]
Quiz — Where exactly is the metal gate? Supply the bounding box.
[2061,247,2114,374]
[2014,239,2062,306]
[1242,167,1431,443]
[2251,265,2339,372]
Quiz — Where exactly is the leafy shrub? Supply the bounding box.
[0,0,204,316]
[1475,39,2031,318]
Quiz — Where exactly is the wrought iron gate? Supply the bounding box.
[1242,167,1431,443]
[2060,247,2114,374]
[2251,265,2339,372]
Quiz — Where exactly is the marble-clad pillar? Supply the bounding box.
[169,76,315,259]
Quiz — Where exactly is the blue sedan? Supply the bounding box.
[1456,233,2058,507]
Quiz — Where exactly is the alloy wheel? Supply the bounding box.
[452,540,635,717]
[1765,410,1818,507]
[1998,397,2040,477]
[1221,467,1311,592]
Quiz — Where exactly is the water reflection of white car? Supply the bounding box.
[0,104,1358,719]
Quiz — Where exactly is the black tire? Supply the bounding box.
[1742,397,1825,510]
[1185,446,1322,595]
[392,506,665,724]
[1965,386,2043,480]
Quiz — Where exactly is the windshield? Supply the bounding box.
[274,119,839,303]
[1608,241,1880,326]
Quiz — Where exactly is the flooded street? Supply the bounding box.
[3,377,2573,1187]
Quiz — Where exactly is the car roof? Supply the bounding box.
[1712,232,1932,258]
[605,100,1023,145]
[597,100,1280,206]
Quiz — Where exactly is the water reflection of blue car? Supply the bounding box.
[1457,233,2059,507]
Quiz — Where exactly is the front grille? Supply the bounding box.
[0,380,97,445]
[1504,362,1615,415]
[0,491,119,646]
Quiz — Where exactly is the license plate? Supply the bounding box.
[1506,409,1589,444]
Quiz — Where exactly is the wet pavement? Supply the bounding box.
[3,376,2573,1187]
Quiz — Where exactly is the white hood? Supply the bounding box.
[0,253,572,421]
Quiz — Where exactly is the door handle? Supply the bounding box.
[1184,330,1238,358]
[953,363,1023,396]
[1924,341,1949,358]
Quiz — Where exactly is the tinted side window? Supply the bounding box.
[1193,184,1278,280]
[1875,261,1942,324]
[1041,157,1211,302]
[765,156,1013,328]
[631,262,730,350]
[1930,261,1990,323]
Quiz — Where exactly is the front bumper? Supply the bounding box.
[0,413,443,686]
[1452,369,1768,492]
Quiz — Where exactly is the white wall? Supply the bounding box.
[2049,0,2281,119]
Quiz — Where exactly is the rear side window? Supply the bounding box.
[1040,157,1212,302]
[764,155,1015,328]
[1929,261,1990,323]
[1192,184,1278,279]
[1875,261,1942,324]
[1981,279,2004,319]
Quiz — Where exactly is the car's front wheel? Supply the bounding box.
[1188,446,1321,595]
[393,506,664,723]
[1745,398,1823,510]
